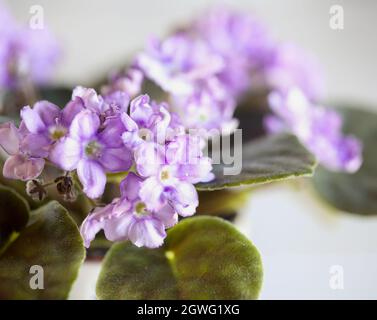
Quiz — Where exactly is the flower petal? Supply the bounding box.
[0,122,20,155]
[70,110,100,140]
[128,217,166,248]
[99,147,132,172]
[139,176,164,210]
[3,155,44,181]
[171,181,198,217]
[77,159,106,198]
[49,137,81,170]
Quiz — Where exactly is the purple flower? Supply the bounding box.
[260,43,325,102]
[193,7,274,96]
[102,67,143,98]
[0,3,60,88]
[171,77,238,134]
[266,88,362,172]
[136,33,224,96]
[135,136,213,217]
[50,110,132,198]
[121,94,179,150]
[80,173,178,248]
[0,121,45,180]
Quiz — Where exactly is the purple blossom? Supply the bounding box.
[0,3,60,88]
[50,110,132,198]
[171,77,238,134]
[102,67,143,98]
[135,136,213,217]
[136,33,224,96]
[80,172,178,248]
[193,6,274,96]
[266,88,362,172]
[0,121,45,180]
[260,43,325,102]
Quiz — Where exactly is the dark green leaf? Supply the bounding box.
[197,133,316,191]
[38,87,72,107]
[0,201,85,299]
[0,185,29,249]
[96,216,263,299]
[313,107,377,215]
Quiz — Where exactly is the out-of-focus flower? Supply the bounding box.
[0,3,60,89]
[102,67,143,98]
[50,110,132,198]
[265,88,362,172]
[137,33,224,96]
[80,173,178,248]
[259,43,325,101]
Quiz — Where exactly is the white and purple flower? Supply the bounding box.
[265,88,362,172]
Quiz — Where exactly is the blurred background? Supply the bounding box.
[5,0,377,299]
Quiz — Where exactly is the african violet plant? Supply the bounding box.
[0,5,375,300]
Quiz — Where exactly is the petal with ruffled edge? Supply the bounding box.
[80,204,113,248]
[170,181,198,217]
[3,155,44,181]
[154,204,178,228]
[0,122,20,155]
[77,159,106,199]
[127,217,166,248]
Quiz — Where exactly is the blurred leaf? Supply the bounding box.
[313,107,377,215]
[96,216,263,299]
[0,201,85,299]
[0,185,29,250]
[197,133,316,191]
[38,87,72,107]
[197,189,250,219]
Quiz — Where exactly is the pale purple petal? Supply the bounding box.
[119,172,143,200]
[20,106,46,134]
[0,122,20,155]
[80,204,113,248]
[77,159,106,198]
[127,217,166,248]
[154,204,178,228]
[171,181,198,217]
[139,176,165,210]
[99,147,132,172]
[70,110,100,140]
[49,137,81,170]
[3,155,44,181]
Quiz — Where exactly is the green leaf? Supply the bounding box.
[0,201,85,299]
[197,189,250,218]
[38,87,72,107]
[96,216,263,300]
[313,107,377,215]
[197,133,316,191]
[0,185,29,249]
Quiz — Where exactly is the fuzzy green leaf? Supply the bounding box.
[96,216,263,300]
[197,133,316,191]
[313,107,377,215]
[0,201,85,299]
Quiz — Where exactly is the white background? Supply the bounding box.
[5,0,377,299]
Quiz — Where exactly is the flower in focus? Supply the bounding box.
[265,88,362,172]
[50,110,132,198]
[80,173,178,248]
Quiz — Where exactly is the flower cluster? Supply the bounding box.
[265,88,362,172]
[130,6,360,172]
[0,3,60,89]
[0,86,213,248]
